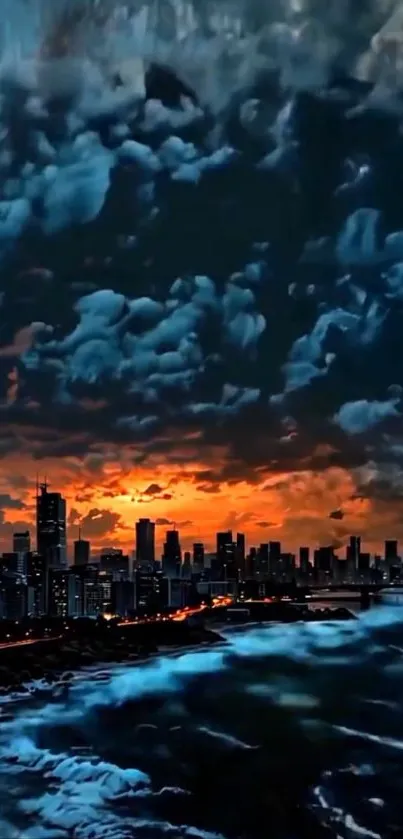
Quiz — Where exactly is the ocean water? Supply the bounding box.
[1,609,403,838]
[1,6,403,835]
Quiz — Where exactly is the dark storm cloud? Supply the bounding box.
[0,493,26,509]
[77,507,122,538]
[1,1,403,497]
[352,462,403,502]
[196,483,221,494]
[143,484,164,497]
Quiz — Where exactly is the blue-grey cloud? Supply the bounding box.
[1,1,403,497]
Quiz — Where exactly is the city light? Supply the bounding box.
[0,484,401,632]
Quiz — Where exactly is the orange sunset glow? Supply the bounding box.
[0,446,399,558]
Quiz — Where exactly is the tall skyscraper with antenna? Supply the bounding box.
[36,480,67,568]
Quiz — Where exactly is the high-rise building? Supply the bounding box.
[214,531,236,580]
[99,549,130,580]
[269,541,281,574]
[245,547,257,578]
[236,533,246,577]
[385,540,399,563]
[111,580,136,617]
[74,532,90,566]
[299,547,310,576]
[13,531,30,576]
[0,572,27,620]
[162,529,182,577]
[135,571,169,612]
[314,546,333,580]
[26,552,48,616]
[135,518,155,567]
[2,552,24,576]
[48,569,79,617]
[258,544,269,576]
[192,542,205,572]
[182,551,192,578]
[36,482,67,568]
[357,552,371,577]
[347,536,361,569]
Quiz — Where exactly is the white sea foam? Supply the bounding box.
[1,610,403,838]
[2,1,403,112]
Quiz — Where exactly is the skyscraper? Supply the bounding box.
[13,531,30,554]
[135,518,155,567]
[192,542,205,572]
[347,536,361,570]
[215,531,237,580]
[269,541,281,574]
[236,533,246,577]
[36,482,67,568]
[385,540,398,563]
[162,529,181,577]
[299,546,310,576]
[12,530,31,575]
[74,532,90,566]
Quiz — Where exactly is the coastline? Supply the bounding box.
[0,622,224,696]
[0,606,357,696]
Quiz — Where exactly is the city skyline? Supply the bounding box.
[0,469,400,559]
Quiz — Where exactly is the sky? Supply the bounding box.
[2,1,403,557]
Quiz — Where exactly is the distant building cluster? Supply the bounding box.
[0,483,401,621]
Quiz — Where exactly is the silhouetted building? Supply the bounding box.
[80,566,104,617]
[314,546,333,580]
[245,547,257,578]
[168,578,196,608]
[36,482,67,568]
[258,543,269,576]
[70,564,99,616]
[182,551,192,578]
[135,518,155,568]
[299,547,310,576]
[236,533,246,577]
[269,541,281,574]
[26,551,48,616]
[358,552,371,576]
[192,542,205,573]
[74,534,90,566]
[385,540,399,563]
[214,531,237,580]
[13,531,30,553]
[162,530,181,578]
[347,536,361,571]
[99,550,130,581]
[111,580,136,617]
[0,572,27,620]
[136,571,169,613]
[1,552,24,576]
[333,555,348,582]
[48,568,78,617]
[390,564,402,583]
[13,531,30,575]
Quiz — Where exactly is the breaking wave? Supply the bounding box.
[1,610,403,838]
